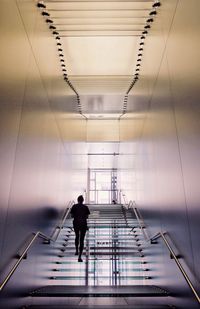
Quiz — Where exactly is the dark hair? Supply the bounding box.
[77,195,84,203]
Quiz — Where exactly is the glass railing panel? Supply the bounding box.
[54,205,149,287]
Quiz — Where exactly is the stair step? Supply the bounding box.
[49,276,150,280]
[53,260,146,265]
[30,285,168,297]
[89,246,141,250]
[89,251,143,256]
[62,235,141,238]
[60,237,142,241]
[60,245,144,249]
[53,268,146,272]
[58,240,143,244]
[65,224,135,226]
[25,305,173,309]
[87,225,137,227]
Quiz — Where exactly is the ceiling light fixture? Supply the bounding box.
[150,10,157,15]
[46,19,53,23]
[123,1,161,114]
[49,25,56,30]
[153,1,161,8]
[36,1,89,115]
[37,2,46,9]
[42,11,49,16]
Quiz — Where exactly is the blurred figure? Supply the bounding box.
[71,195,90,262]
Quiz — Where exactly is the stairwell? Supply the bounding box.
[22,204,175,309]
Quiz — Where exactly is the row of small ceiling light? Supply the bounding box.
[36,1,82,114]
[122,0,161,114]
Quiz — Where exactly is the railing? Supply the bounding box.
[128,201,152,242]
[0,200,74,292]
[122,193,128,206]
[125,199,200,304]
[49,201,74,242]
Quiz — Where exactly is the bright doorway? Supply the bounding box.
[88,169,118,204]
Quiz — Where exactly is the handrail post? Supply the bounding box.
[121,193,127,207]
[132,207,150,241]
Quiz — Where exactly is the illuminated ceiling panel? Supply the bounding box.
[38,0,159,113]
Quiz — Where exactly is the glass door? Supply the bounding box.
[89,169,118,204]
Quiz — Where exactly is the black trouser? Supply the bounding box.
[74,226,87,256]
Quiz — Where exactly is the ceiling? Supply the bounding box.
[37,0,159,116]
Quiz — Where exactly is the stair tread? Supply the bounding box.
[50,276,150,280]
[25,305,171,309]
[31,285,168,297]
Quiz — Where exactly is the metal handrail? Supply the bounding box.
[49,200,74,242]
[160,232,200,303]
[129,202,200,304]
[121,193,128,207]
[0,200,74,292]
[132,206,150,242]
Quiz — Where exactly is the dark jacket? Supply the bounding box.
[71,203,90,229]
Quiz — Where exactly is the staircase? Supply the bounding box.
[22,204,175,308]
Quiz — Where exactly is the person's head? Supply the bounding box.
[77,195,84,204]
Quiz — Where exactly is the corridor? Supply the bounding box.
[0,0,200,308]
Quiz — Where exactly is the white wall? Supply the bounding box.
[0,1,87,307]
[119,1,200,307]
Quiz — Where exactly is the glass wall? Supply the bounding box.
[89,169,118,204]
